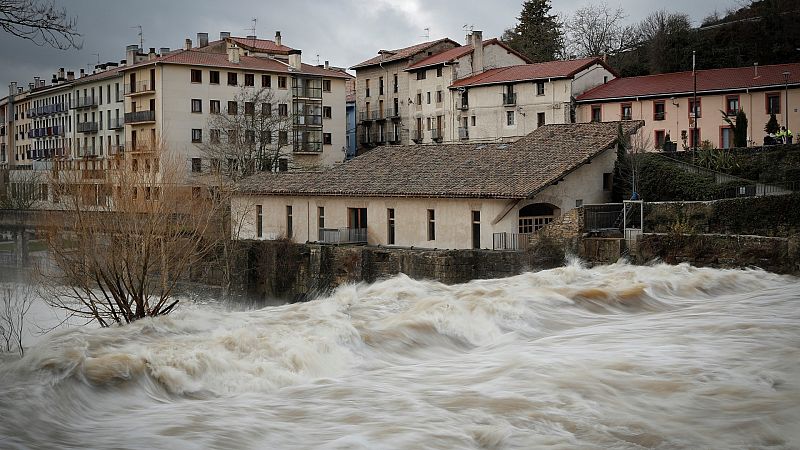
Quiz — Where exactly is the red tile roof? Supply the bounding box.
[577,63,800,102]
[450,58,610,88]
[72,67,124,85]
[406,38,531,71]
[229,37,295,54]
[120,50,350,78]
[350,38,460,69]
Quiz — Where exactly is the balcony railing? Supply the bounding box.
[109,117,124,130]
[412,129,423,143]
[292,86,322,99]
[360,111,373,122]
[493,232,533,251]
[388,106,401,118]
[77,122,99,133]
[124,110,156,124]
[294,114,323,126]
[109,144,125,155]
[503,93,516,106]
[294,142,323,153]
[318,227,367,244]
[73,96,98,109]
[125,81,155,96]
[372,110,385,120]
[126,141,156,153]
[27,103,68,117]
[458,100,469,110]
[458,127,469,140]
[431,128,442,141]
[26,147,66,160]
[27,125,65,138]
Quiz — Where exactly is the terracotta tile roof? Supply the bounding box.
[406,39,531,71]
[450,58,611,88]
[228,37,295,54]
[120,50,350,78]
[577,62,800,102]
[72,67,124,85]
[237,121,643,199]
[350,38,460,70]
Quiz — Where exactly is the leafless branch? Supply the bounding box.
[0,0,82,49]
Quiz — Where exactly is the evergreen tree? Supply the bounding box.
[502,0,564,62]
[734,110,749,148]
[765,113,779,134]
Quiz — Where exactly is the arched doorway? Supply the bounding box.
[518,203,559,234]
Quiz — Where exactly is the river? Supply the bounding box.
[0,261,798,449]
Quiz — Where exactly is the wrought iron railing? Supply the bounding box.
[584,203,624,231]
[124,110,156,123]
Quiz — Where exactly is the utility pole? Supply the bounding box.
[692,50,697,152]
[783,71,790,134]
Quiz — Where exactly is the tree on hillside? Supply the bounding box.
[501,0,565,62]
[565,2,635,58]
[0,0,82,49]
[636,10,693,74]
[41,147,224,327]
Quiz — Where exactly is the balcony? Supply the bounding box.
[77,122,99,133]
[458,127,469,140]
[431,128,442,142]
[27,126,64,138]
[412,129,423,143]
[125,81,155,96]
[27,103,67,117]
[292,86,322,99]
[503,93,516,106]
[293,142,322,154]
[458,101,469,110]
[318,227,367,244]
[73,96,98,109]
[109,117,124,130]
[124,110,156,124]
[294,114,323,126]
[493,232,533,251]
[359,111,373,122]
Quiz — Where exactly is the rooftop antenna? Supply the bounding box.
[422,27,430,40]
[249,17,257,38]
[131,25,143,49]
[462,24,474,33]
[315,54,320,65]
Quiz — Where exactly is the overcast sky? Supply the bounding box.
[1,0,738,89]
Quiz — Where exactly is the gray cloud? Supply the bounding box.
[0,0,736,89]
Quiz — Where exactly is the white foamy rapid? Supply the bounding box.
[1,262,799,449]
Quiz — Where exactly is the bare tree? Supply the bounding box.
[565,2,634,58]
[40,145,224,327]
[0,282,34,357]
[0,0,81,49]
[1,168,44,209]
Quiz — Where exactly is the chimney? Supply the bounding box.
[52,74,58,84]
[220,31,230,40]
[106,62,118,68]
[227,42,240,63]
[184,38,192,50]
[9,82,17,96]
[754,62,759,78]
[126,45,139,66]
[66,71,74,81]
[288,49,301,71]
[324,60,329,70]
[246,35,256,40]
[197,32,209,48]
[148,47,157,60]
[58,67,65,79]
[465,33,471,45]
[80,68,85,77]
[28,83,34,91]
[275,31,281,46]
[471,30,484,74]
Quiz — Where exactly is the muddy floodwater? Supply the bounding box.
[1,262,798,449]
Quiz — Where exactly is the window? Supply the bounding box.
[278,158,288,171]
[387,208,395,245]
[688,98,701,119]
[323,106,332,119]
[689,128,701,148]
[427,92,431,104]
[261,130,272,144]
[278,103,288,116]
[191,157,202,172]
[379,77,384,95]
[591,105,602,122]
[244,73,254,86]
[210,71,220,84]
[262,75,271,88]
[576,199,583,208]
[318,206,325,230]
[227,101,238,115]
[191,98,202,113]
[227,72,238,86]
[416,93,422,104]
[323,79,331,92]
[286,205,293,238]
[471,115,476,126]
[654,130,666,149]
[653,101,666,121]
[725,95,739,116]
[766,93,780,114]
[245,102,255,115]
[210,129,220,143]
[393,74,398,93]
[436,90,443,103]
[278,76,287,89]
[348,208,367,230]
[536,81,545,96]
[323,133,332,145]
[506,111,515,126]
[416,70,427,80]
[720,126,733,149]
[191,69,202,83]
[365,79,370,97]
[621,103,632,120]
[537,112,545,128]
[245,130,255,143]
[278,131,288,145]
[191,129,202,143]
[427,209,435,241]
[210,100,220,114]
[472,210,480,249]
[603,172,612,191]
[256,205,263,238]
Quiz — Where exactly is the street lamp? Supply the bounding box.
[783,71,790,134]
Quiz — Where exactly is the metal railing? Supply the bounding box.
[388,107,401,118]
[77,121,99,133]
[27,126,64,138]
[359,111,373,122]
[124,81,155,95]
[318,228,367,244]
[292,86,322,99]
[584,203,624,231]
[294,114,322,126]
[109,117,124,130]
[124,110,156,123]
[294,142,322,153]
[73,96,98,108]
[27,103,67,117]
[503,93,516,106]
[412,129,423,142]
[431,128,442,141]
[458,127,469,140]
[492,232,532,251]
[458,100,469,110]
[109,144,125,155]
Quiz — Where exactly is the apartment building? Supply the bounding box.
[1,95,8,166]
[120,32,349,179]
[449,58,615,143]
[575,63,800,150]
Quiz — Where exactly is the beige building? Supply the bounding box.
[351,32,530,150]
[232,121,642,250]
[576,62,800,149]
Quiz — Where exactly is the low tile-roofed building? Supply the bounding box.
[405,38,531,71]
[238,121,642,199]
[450,58,614,88]
[576,62,800,101]
[350,38,460,70]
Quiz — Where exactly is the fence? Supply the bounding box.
[318,228,367,244]
[492,232,532,251]
[583,203,624,231]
